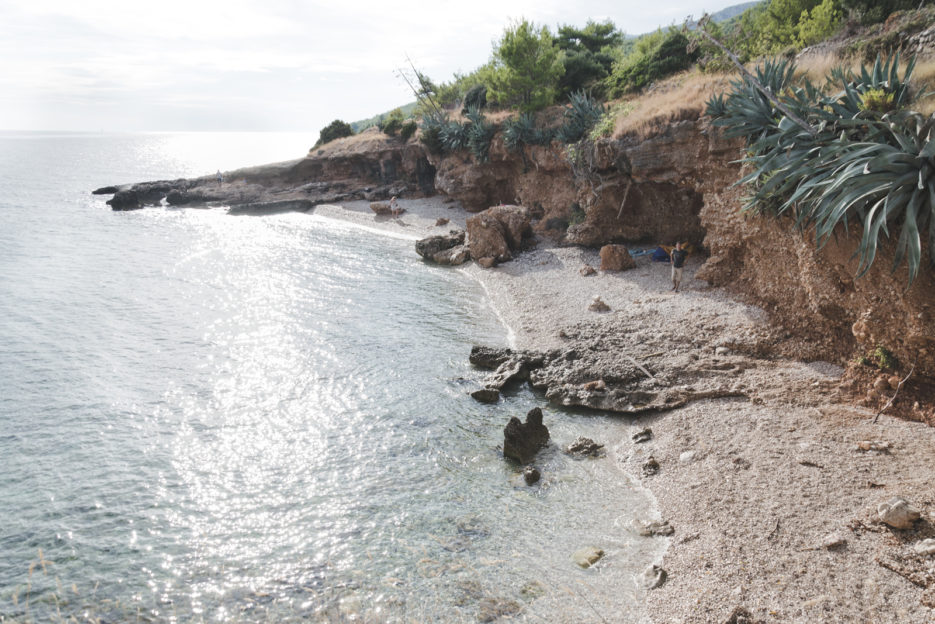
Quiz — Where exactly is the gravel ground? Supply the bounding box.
[319,199,935,624]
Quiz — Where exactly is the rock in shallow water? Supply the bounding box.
[523,466,541,485]
[471,388,500,404]
[640,564,667,589]
[565,437,605,457]
[572,547,604,568]
[503,407,550,463]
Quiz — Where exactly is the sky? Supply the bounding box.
[0,0,741,132]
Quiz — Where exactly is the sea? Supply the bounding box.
[0,132,660,623]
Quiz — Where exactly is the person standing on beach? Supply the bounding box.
[216,170,223,186]
[390,195,400,217]
[670,242,688,292]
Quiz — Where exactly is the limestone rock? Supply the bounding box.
[503,407,550,463]
[642,456,660,476]
[435,217,449,226]
[877,496,922,529]
[638,520,674,537]
[107,189,142,211]
[599,244,636,271]
[565,437,605,457]
[641,564,667,589]
[572,547,604,568]
[471,388,500,404]
[580,265,597,276]
[370,201,392,215]
[476,256,497,269]
[432,244,470,266]
[415,230,465,259]
[466,205,531,266]
[523,466,541,485]
[913,539,935,556]
[632,427,653,443]
[820,532,847,550]
[589,296,611,312]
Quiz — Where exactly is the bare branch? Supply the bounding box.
[873,364,915,423]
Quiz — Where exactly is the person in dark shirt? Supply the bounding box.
[670,242,688,292]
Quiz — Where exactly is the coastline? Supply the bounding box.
[315,197,935,623]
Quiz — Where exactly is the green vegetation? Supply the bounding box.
[485,20,565,111]
[707,53,934,285]
[554,20,622,97]
[314,119,354,148]
[604,29,698,96]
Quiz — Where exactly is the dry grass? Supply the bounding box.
[608,69,734,140]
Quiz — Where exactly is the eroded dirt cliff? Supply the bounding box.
[429,113,935,402]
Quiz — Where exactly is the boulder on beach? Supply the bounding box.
[415,231,469,265]
[572,547,604,568]
[503,407,550,463]
[599,244,636,271]
[877,496,921,529]
[466,205,532,268]
[370,201,393,215]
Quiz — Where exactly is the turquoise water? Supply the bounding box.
[0,133,657,623]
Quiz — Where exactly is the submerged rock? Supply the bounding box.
[638,520,675,537]
[640,564,667,589]
[523,466,541,485]
[573,547,605,568]
[503,407,550,463]
[588,296,611,312]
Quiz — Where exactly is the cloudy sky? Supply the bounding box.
[1,0,738,132]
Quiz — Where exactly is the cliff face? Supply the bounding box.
[429,117,935,381]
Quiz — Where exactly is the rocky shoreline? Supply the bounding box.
[97,168,935,622]
[310,199,935,623]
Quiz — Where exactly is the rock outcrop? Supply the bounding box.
[466,204,532,267]
[415,230,470,265]
[503,407,550,463]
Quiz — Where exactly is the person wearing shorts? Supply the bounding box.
[670,242,687,292]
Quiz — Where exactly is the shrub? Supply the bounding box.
[379,108,406,136]
[605,30,697,96]
[399,120,418,141]
[462,84,488,113]
[314,119,354,147]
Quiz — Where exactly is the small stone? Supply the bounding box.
[435,217,449,226]
[888,375,901,390]
[632,427,653,443]
[638,520,674,537]
[679,450,697,463]
[523,466,541,485]
[821,532,847,550]
[873,375,891,394]
[580,265,597,276]
[715,346,730,356]
[476,257,497,269]
[857,440,891,452]
[471,388,500,403]
[583,379,606,392]
[588,296,611,312]
[877,496,922,529]
[640,564,667,589]
[913,539,935,556]
[642,456,660,476]
[572,547,604,568]
[724,606,756,624]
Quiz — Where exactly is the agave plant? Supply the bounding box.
[465,107,498,163]
[709,53,933,285]
[503,113,537,152]
[556,91,605,144]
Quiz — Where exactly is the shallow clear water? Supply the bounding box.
[0,132,658,623]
